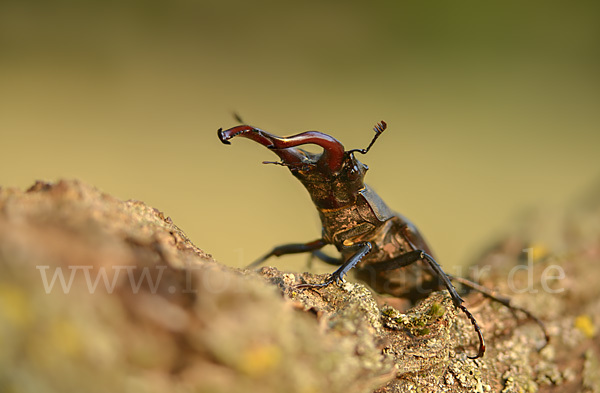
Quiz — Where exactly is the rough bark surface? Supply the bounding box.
[0,179,598,393]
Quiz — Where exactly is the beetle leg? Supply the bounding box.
[296,242,372,289]
[331,242,372,284]
[366,249,486,359]
[419,254,495,358]
[367,250,464,306]
[247,238,327,268]
[394,225,486,358]
[449,275,550,348]
[311,250,342,266]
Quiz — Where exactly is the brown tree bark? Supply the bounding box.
[0,180,598,392]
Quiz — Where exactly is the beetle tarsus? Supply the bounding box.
[458,303,486,359]
[294,276,335,290]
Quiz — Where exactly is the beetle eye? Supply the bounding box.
[345,162,362,179]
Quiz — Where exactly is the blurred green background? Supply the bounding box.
[1,0,598,272]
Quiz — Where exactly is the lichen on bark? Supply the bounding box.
[1,179,599,393]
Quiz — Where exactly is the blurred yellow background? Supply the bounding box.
[1,0,598,272]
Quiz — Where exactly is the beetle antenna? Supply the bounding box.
[262,160,315,171]
[348,120,387,155]
[232,112,245,123]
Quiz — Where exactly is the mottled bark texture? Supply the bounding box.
[0,180,598,393]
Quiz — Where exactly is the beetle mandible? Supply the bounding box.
[217,121,547,359]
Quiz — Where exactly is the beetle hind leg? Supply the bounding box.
[449,275,550,349]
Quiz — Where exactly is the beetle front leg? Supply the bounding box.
[296,242,372,288]
[247,238,327,268]
[368,250,464,307]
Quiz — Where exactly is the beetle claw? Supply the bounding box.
[333,273,346,286]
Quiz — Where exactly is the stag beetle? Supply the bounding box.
[217,121,548,359]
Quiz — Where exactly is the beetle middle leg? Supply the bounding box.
[309,250,342,266]
[247,238,328,268]
[364,249,486,359]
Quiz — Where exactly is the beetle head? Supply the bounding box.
[218,122,386,209]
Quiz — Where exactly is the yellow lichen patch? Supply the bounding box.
[238,343,282,377]
[428,303,446,319]
[49,319,84,357]
[0,283,32,326]
[574,314,596,339]
[26,318,84,370]
[417,328,431,336]
[527,244,549,261]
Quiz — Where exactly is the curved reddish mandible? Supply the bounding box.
[218,126,346,173]
[267,131,345,173]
